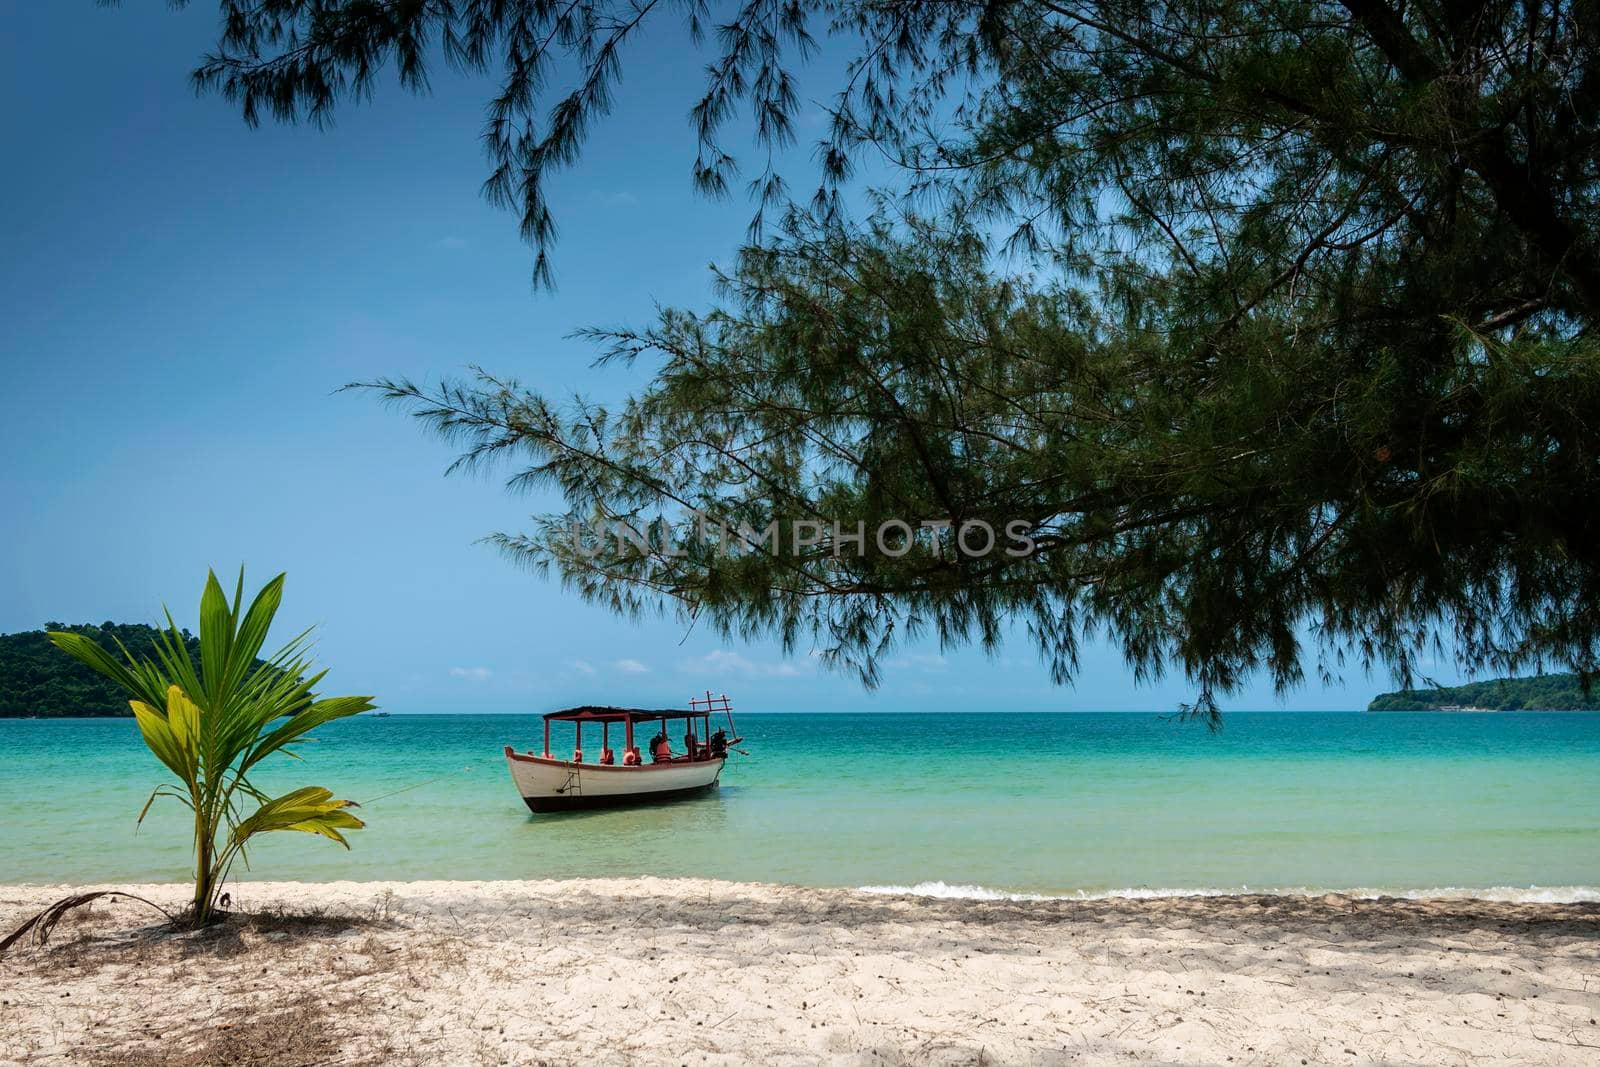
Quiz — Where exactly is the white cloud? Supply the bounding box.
[614,658,651,674]
[571,660,597,676]
[449,666,492,682]
[678,649,807,678]
[888,653,948,673]
[605,191,639,207]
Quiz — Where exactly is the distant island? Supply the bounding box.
[0,622,199,717]
[1368,674,1596,711]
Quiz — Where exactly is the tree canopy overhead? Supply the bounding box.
[162,1,1600,717]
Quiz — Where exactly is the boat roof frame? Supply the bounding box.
[541,705,711,724]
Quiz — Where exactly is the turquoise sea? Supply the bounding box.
[3,712,1598,899]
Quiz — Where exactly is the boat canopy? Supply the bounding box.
[531,695,739,768]
[541,705,705,723]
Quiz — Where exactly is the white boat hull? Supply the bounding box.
[503,747,724,812]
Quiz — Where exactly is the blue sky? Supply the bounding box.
[0,3,1425,711]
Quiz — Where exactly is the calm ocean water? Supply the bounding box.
[3,712,1598,899]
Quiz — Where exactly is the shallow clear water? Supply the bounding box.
[3,712,1598,897]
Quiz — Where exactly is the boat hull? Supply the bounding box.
[503,747,724,813]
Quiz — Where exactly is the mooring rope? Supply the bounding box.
[359,767,474,805]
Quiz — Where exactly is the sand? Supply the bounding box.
[2,879,1598,1065]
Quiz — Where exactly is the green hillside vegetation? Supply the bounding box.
[0,623,202,717]
[1368,675,1596,711]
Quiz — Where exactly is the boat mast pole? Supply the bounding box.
[625,714,634,755]
[543,719,550,757]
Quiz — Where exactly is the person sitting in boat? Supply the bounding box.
[650,730,673,763]
[683,728,699,760]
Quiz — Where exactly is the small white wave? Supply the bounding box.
[1372,885,1600,904]
[858,881,1054,901]
[857,881,1600,904]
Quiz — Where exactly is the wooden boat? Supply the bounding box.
[504,693,743,813]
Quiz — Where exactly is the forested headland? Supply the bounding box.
[1368,676,1596,711]
[0,623,196,717]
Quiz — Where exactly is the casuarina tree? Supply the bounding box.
[147,2,1600,716]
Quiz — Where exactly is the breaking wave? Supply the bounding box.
[856,880,1600,904]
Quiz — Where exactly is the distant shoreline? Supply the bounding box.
[1366,706,1598,713]
[1368,672,1596,711]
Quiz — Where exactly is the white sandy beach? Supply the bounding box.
[3,878,1598,1065]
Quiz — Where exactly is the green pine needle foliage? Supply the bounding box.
[146,2,1600,718]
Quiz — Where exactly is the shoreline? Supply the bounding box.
[4,877,1599,1065]
[6,876,1599,904]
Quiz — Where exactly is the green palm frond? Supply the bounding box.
[229,787,365,851]
[48,569,375,925]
